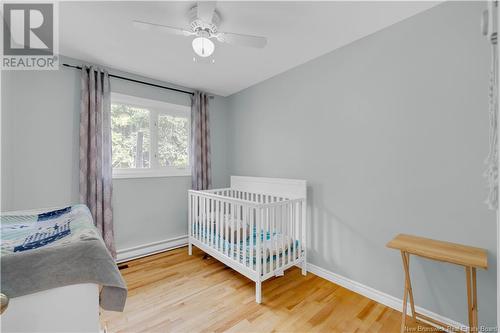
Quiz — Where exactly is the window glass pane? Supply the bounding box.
[157,114,189,168]
[111,103,150,169]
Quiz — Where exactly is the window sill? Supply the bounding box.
[112,168,191,179]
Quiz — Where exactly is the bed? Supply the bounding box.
[0,205,127,332]
[188,176,307,303]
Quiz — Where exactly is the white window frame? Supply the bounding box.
[111,93,191,179]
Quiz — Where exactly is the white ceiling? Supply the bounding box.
[60,1,438,96]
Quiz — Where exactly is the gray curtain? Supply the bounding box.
[80,66,116,258]
[191,91,212,190]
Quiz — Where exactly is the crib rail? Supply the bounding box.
[196,189,291,205]
[188,189,306,277]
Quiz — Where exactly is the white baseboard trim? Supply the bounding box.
[116,235,188,263]
[307,263,467,333]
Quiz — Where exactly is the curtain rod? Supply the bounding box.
[62,63,195,96]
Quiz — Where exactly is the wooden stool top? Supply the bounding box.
[387,234,488,269]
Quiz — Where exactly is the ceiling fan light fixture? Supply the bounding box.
[192,37,214,57]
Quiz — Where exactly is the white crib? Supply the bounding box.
[188,176,307,303]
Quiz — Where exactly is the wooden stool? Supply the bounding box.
[387,234,488,333]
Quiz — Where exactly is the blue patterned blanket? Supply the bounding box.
[1,205,96,254]
[193,223,301,269]
[1,205,127,311]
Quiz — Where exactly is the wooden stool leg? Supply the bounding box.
[402,252,416,319]
[472,268,478,331]
[466,266,477,332]
[400,251,409,333]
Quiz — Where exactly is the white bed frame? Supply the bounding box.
[188,176,307,303]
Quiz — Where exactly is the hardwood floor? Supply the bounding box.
[101,247,438,333]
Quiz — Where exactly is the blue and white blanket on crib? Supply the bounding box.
[193,223,301,265]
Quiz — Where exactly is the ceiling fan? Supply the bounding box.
[133,1,267,61]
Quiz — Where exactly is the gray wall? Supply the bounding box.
[226,2,496,326]
[1,56,230,252]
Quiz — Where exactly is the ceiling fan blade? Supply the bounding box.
[215,32,267,48]
[197,1,217,23]
[133,20,194,37]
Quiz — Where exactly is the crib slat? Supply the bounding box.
[213,199,220,249]
[282,204,286,267]
[283,203,287,265]
[231,202,236,260]
[202,197,206,244]
[294,201,298,261]
[215,199,219,249]
[299,198,306,257]
[195,196,199,241]
[217,200,222,253]
[289,201,294,262]
[206,197,209,245]
[242,206,247,267]
[295,202,298,262]
[220,201,224,254]
[212,199,216,247]
[270,206,275,273]
[224,201,228,255]
[287,203,291,265]
[208,198,212,246]
[201,197,205,244]
[193,195,196,239]
[192,195,195,239]
[220,199,223,249]
[266,205,270,272]
[268,206,272,274]
[211,198,214,246]
[291,202,295,263]
[294,201,298,260]
[250,208,254,270]
[200,196,203,242]
[236,204,241,263]
[261,207,266,275]
[276,205,280,270]
[283,203,292,264]
[256,207,262,278]
[225,202,229,257]
[268,205,273,272]
[263,206,268,275]
[199,196,202,241]
[210,198,213,245]
[188,194,192,240]
[199,196,202,242]
[222,201,225,255]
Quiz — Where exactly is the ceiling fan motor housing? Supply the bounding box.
[188,5,221,37]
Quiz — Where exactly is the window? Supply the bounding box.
[111,93,190,178]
